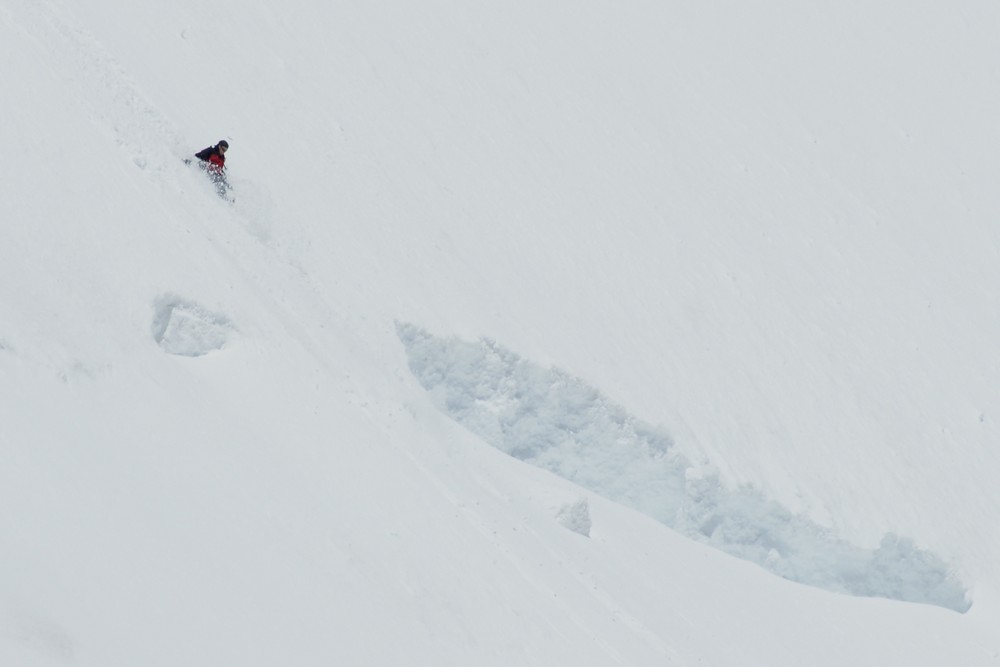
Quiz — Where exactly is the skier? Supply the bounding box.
[195,139,229,173]
[193,139,231,198]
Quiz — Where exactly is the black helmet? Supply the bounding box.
[218,140,229,149]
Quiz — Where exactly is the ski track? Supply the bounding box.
[8,0,281,249]
[6,0,184,180]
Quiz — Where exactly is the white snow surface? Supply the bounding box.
[2,0,1000,664]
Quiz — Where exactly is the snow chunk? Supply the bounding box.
[152,295,234,357]
[556,498,592,537]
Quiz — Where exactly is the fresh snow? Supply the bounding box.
[3,0,1000,665]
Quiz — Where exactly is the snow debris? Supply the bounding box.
[398,322,970,612]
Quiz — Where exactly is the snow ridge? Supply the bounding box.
[398,323,970,612]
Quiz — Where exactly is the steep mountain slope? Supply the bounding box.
[2,0,999,664]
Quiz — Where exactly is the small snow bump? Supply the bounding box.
[556,498,592,537]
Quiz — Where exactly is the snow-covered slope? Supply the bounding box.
[3,0,1000,664]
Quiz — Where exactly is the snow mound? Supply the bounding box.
[151,295,234,357]
[397,323,970,612]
